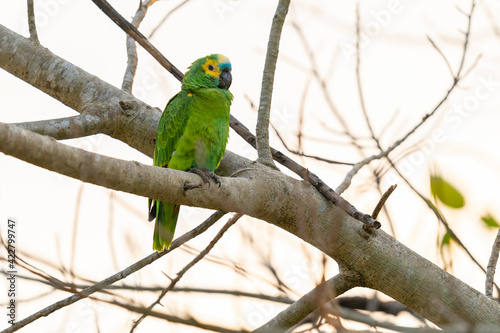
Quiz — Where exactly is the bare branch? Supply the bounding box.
[91,0,184,81]
[14,115,104,140]
[3,210,225,332]
[122,0,158,93]
[131,213,243,331]
[338,0,477,195]
[148,0,191,39]
[387,160,500,295]
[103,299,248,333]
[0,24,161,155]
[355,3,377,142]
[371,184,397,220]
[426,35,455,78]
[486,229,500,297]
[292,21,364,152]
[229,117,380,230]
[271,122,354,166]
[255,0,291,167]
[254,273,357,332]
[27,0,40,43]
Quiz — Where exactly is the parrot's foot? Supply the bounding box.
[187,168,221,188]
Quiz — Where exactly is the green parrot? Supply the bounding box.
[148,54,233,252]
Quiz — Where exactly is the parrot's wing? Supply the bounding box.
[149,91,191,222]
[153,91,191,168]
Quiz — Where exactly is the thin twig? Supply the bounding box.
[297,76,311,156]
[148,0,191,39]
[272,120,354,166]
[6,270,294,304]
[122,0,158,92]
[27,0,40,43]
[91,0,184,81]
[255,0,291,167]
[388,160,500,295]
[247,93,353,166]
[338,0,477,195]
[254,273,357,333]
[485,229,500,297]
[131,213,242,331]
[371,184,397,220]
[229,118,381,230]
[292,21,365,152]
[355,3,377,143]
[426,35,454,78]
[69,184,85,280]
[102,298,249,333]
[4,211,225,333]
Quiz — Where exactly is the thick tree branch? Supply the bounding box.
[255,0,290,167]
[1,121,499,328]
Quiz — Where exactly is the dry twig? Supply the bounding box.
[122,0,158,92]
[3,211,225,333]
[27,0,39,43]
[485,229,500,297]
[371,184,397,220]
[255,0,291,167]
[131,213,242,331]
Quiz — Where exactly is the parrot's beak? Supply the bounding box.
[219,68,232,90]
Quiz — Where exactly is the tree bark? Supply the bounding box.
[1,23,499,329]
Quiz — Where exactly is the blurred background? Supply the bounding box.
[1,0,500,331]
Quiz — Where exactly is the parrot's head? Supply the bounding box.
[182,54,232,90]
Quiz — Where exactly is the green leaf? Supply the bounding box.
[481,214,500,228]
[441,232,451,247]
[430,175,465,208]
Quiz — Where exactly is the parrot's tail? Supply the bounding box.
[151,200,180,252]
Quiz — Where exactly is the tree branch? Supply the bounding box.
[1,119,500,328]
[255,0,291,167]
[132,213,243,331]
[122,0,158,93]
[0,23,161,156]
[485,229,500,297]
[3,210,225,332]
[2,13,500,328]
[13,115,104,140]
[91,0,183,81]
[254,273,357,332]
[27,0,40,43]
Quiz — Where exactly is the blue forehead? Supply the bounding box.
[218,61,231,71]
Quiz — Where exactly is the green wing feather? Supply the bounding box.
[149,91,191,251]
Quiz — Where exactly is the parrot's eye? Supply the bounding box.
[208,65,215,71]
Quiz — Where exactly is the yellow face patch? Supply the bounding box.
[202,59,221,78]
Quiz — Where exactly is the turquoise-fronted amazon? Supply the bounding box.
[148,54,233,252]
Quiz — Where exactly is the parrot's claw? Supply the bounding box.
[187,168,221,188]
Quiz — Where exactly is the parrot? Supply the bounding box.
[148,54,233,252]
